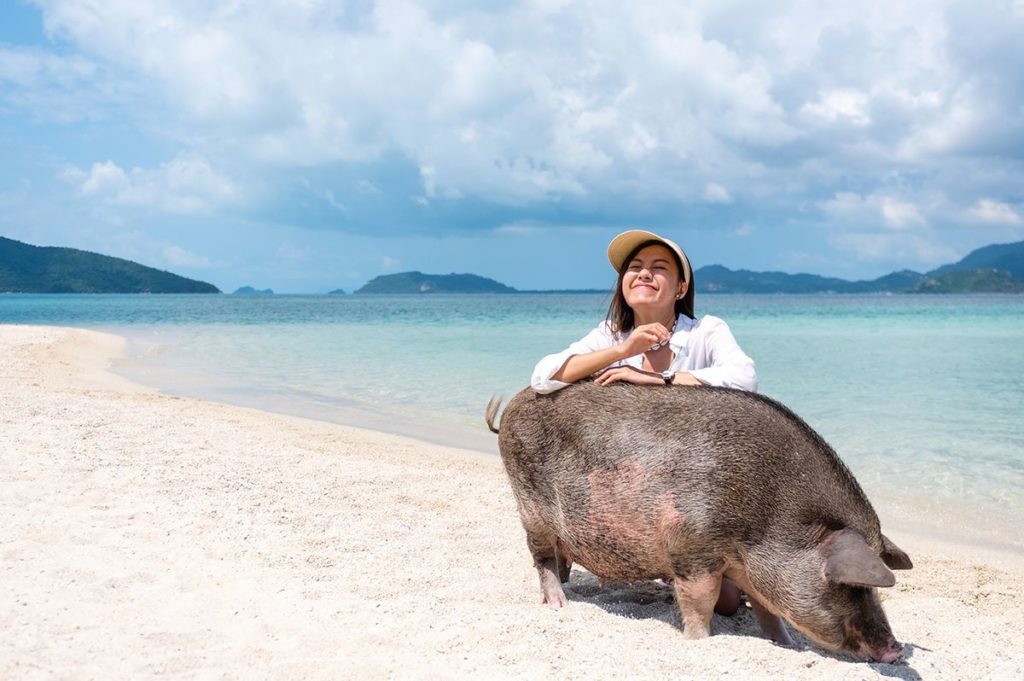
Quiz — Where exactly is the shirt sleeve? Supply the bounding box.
[687,317,758,392]
[531,323,616,394]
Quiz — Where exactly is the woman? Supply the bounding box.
[530,229,757,614]
[532,229,756,393]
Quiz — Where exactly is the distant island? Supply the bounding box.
[233,286,274,296]
[327,289,347,295]
[353,240,1024,294]
[693,240,1024,294]
[355,271,515,294]
[0,236,219,294]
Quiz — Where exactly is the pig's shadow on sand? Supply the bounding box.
[565,570,923,680]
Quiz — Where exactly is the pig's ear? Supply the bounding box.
[821,529,896,588]
[880,534,913,570]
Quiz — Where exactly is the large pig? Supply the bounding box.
[486,381,912,663]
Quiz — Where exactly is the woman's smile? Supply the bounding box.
[622,244,682,312]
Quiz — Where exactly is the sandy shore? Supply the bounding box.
[2,325,1022,680]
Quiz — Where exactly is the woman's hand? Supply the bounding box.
[617,322,672,358]
[594,367,706,387]
[594,366,664,386]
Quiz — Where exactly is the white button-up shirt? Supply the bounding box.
[531,314,758,394]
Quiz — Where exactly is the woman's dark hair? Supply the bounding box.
[606,239,695,334]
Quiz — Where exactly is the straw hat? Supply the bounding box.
[607,229,692,283]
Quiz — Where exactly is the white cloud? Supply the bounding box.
[28,0,804,204]
[821,192,926,229]
[829,232,958,264]
[0,46,95,87]
[322,189,347,213]
[76,160,128,195]
[62,154,238,214]
[879,197,925,228]
[494,223,546,236]
[354,180,381,195]
[0,45,116,122]
[802,88,871,126]
[13,0,1023,256]
[964,199,1024,226]
[162,245,211,268]
[703,182,732,203]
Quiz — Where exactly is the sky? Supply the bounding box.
[1,0,1023,293]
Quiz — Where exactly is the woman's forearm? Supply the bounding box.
[551,346,627,383]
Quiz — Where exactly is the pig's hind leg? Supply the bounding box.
[524,523,569,608]
[670,569,723,639]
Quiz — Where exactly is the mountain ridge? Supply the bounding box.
[0,236,220,294]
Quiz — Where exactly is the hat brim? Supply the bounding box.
[607,230,692,282]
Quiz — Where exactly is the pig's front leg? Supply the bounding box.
[671,572,722,638]
[726,570,794,646]
[748,594,794,646]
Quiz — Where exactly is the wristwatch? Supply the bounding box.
[661,370,675,385]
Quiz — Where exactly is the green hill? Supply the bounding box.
[929,240,1024,280]
[355,271,516,294]
[695,241,1024,294]
[233,286,274,296]
[694,265,853,293]
[907,268,1024,293]
[693,265,930,293]
[0,236,220,293]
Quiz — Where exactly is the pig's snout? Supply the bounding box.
[857,638,903,664]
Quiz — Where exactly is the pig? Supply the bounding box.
[486,381,913,663]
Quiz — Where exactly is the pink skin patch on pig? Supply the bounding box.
[571,459,683,581]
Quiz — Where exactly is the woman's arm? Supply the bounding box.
[592,366,705,386]
[551,345,628,383]
[532,325,613,394]
[531,322,674,393]
[687,317,758,391]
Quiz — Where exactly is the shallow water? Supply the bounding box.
[3,292,1022,547]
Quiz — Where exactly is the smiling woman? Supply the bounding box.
[531,229,758,393]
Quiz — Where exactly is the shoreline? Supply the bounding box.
[3,323,1023,679]
[108,326,502,456]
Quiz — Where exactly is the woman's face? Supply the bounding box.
[621,244,686,313]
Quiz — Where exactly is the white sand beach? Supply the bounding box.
[2,324,1022,680]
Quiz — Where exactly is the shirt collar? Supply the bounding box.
[669,314,695,355]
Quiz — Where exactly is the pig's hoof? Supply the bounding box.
[541,589,568,609]
[681,624,711,640]
[770,629,795,647]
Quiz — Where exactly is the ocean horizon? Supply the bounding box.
[3,292,1022,550]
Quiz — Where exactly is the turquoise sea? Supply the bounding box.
[3,293,1022,548]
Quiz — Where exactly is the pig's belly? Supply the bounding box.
[564,525,672,581]
[555,473,686,582]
